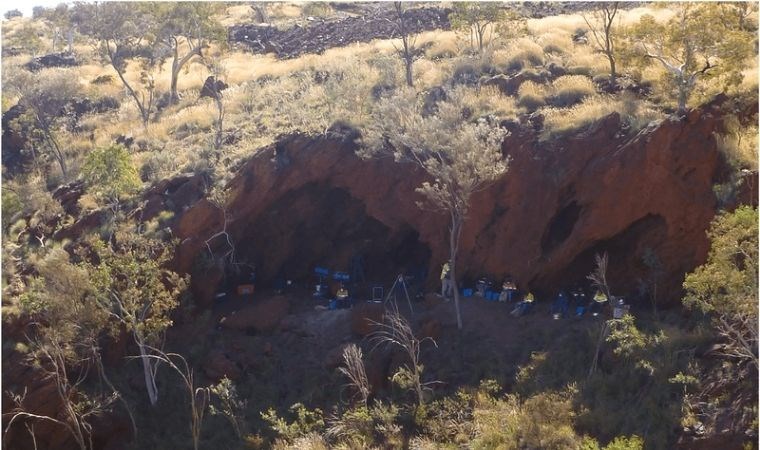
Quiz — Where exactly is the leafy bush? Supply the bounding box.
[326,402,403,448]
[470,386,584,450]
[81,144,141,205]
[517,80,549,110]
[550,75,597,107]
[262,403,325,444]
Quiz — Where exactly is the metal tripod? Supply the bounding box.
[384,274,414,314]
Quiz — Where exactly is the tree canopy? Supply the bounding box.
[624,3,755,112]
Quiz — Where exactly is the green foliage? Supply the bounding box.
[470,384,584,450]
[326,402,403,448]
[606,315,666,374]
[4,9,22,20]
[2,188,22,233]
[603,435,644,450]
[6,23,43,56]
[87,230,186,344]
[683,207,757,317]
[262,403,325,443]
[14,71,81,179]
[683,206,758,367]
[418,388,476,444]
[81,144,140,205]
[209,376,247,439]
[450,3,506,51]
[623,3,755,111]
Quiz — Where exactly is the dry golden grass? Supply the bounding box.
[565,46,608,78]
[716,122,758,171]
[551,74,596,106]
[537,30,574,55]
[541,94,663,140]
[450,85,519,120]
[413,58,452,90]
[527,14,587,36]
[528,6,675,37]
[493,37,545,72]
[421,30,461,60]
[517,80,549,110]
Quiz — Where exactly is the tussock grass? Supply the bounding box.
[564,46,609,77]
[450,85,519,120]
[495,37,546,73]
[537,31,574,55]
[423,30,461,60]
[517,80,549,110]
[541,94,663,140]
[550,75,596,107]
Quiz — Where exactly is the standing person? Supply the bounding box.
[499,278,518,303]
[591,289,608,316]
[440,261,453,301]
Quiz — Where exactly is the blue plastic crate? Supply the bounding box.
[486,291,497,301]
[329,299,338,310]
[463,288,473,297]
[333,271,350,281]
[314,267,329,276]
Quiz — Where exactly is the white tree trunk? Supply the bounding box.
[138,340,159,406]
[449,216,463,330]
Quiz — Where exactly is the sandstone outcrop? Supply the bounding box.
[175,99,736,307]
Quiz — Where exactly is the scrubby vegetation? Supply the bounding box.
[1,2,757,449]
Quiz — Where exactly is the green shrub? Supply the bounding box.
[471,386,584,450]
[326,402,403,449]
[262,403,325,443]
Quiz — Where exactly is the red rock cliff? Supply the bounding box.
[175,99,733,306]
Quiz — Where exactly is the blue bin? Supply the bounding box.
[333,271,350,281]
[329,299,338,310]
[315,267,329,276]
[575,306,585,316]
[463,288,473,297]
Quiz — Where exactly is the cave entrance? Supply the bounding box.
[232,182,431,292]
[535,214,668,298]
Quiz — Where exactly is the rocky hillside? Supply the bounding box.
[158,96,748,309]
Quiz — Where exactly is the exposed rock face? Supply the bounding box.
[1,104,30,175]
[229,7,450,59]
[24,51,78,71]
[175,100,731,308]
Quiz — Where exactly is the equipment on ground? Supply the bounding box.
[385,274,414,314]
[612,298,630,319]
[237,284,254,296]
[314,266,330,297]
[371,286,384,303]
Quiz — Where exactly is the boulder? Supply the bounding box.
[24,52,78,71]
[199,76,228,99]
[220,296,290,333]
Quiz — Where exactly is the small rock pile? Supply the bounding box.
[24,51,78,71]
[229,7,450,59]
